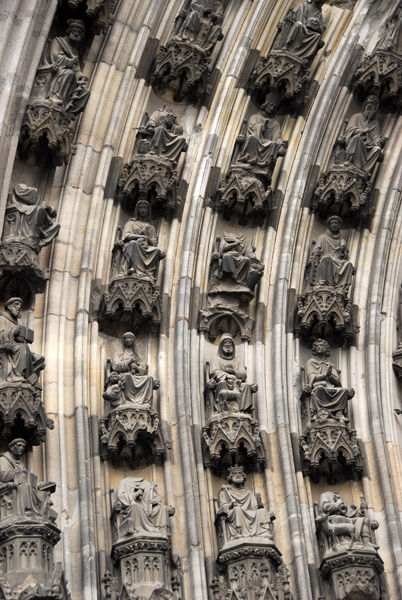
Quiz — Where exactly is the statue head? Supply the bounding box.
[66,19,85,45]
[134,200,151,221]
[327,215,343,233]
[262,91,281,116]
[13,184,39,206]
[227,464,247,485]
[363,95,379,120]
[8,438,27,457]
[311,338,331,358]
[218,334,236,359]
[4,297,23,320]
[108,371,120,384]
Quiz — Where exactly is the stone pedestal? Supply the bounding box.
[100,405,164,468]
[0,382,53,446]
[320,550,384,600]
[353,49,402,108]
[0,242,50,297]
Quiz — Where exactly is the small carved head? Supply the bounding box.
[227,464,247,485]
[66,19,85,44]
[218,334,235,359]
[134,200,151,221]
[5,297,23,320]
[311,338,331,358]
[363,95,379,119]
[122,332,136,348]
[8,438,27,457]
[327,215,343,232]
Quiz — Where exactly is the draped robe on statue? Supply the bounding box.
[119,371,155,408]
[309,231,353,288]
[121,218,161,281]
[0,311,44,383]
[344,112,383,173]
[217,484,272,540]
[146,109,187,164]
[305,357,349,419]
[116,477,170,538]
[273,1,325,64]
[236,113,282,174]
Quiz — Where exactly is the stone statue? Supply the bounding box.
[316,491,378,553]
[113,477,174,538]
[306,216,354,290]
[340,95,387,173]
[207,334,257,413]
[36,19,90,118]
[0,297,45,384]
[0,438,56,520]
[2,184,60,253]
[115,200,165,281]
[376,6,402,54]
[216,465,274,542]
[304,339,354,421]
[138,107,187,165]
[273,0,326,65]
[174,0,224,52]
[110,332,145,374]
[210,232,264,293]
[235,97,287,175]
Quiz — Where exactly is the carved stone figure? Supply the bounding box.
[0,439,69,599]
[20,20,90,165]
[250,0,325,106]
[100,333,164,467]
[297,216,358,345]
[138,108,187,165]
[353,6,402,105]
[67,0,113,33]
[214,95,287,224]
[151,1,224,103]
[0,184,60,295]
[216,465,274,544]
[316,492,383,600]
[392,284,402,377]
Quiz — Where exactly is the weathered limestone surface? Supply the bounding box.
[1,1,402,600]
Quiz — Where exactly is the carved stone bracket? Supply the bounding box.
[100,406,164,467]
[199,304,255,342]
[320,551,384,600]
[297,286,358,346]
[118,155,180,217]
[250,51,308,108]
[98,275,162,335]
[0,242,50,296]
[312,165,373,224]
[213,165,273,225]
[203,413,265,473]
[353,50,402,108]
[66,0,115,33]
[300,422,362,484]
[151,39,212,104]
[0,382,54,446]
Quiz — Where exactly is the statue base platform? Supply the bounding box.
[320,548,384,600]
[0,562,69,600]
[100,405,164,467]
[0,242,49,297]
[98,274,162,336]
[118,154,180,217]
[0,381,53,446]
[353,49,402,108]
[203,411,264,473]
[151,38,211,105]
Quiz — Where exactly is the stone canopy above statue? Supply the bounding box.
[250,0,326,110]
[151,0,225,104]
[0,184,60,299]
[19,19,91,166]
[117,108,188,217]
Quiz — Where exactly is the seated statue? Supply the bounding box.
[137,107,187,165]
[115,200,165,282]
[216,465,274,542]
[0,438,56,521]
[113,477,174,539]
[0,298,45,384]
[174,0,224,52]
[213,232,263,289]
[306,216,354,290]
[207,334,257,413]
[104,332,159,409]
[235,96,287,176]
[35,19,90,118]
[316,491,378,553]
[273,0,326,65]
[2,184,60,254]
[340,95,387,173]
[375,7,402,54]
[304,339,353,422]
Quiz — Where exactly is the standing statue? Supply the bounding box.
[316,491,378,553]
[116,200,165,282]
[2,184,60,253]
[0,438,56,519]
[306,216,354,290]
[235,97,287,175]
[304,339,353,421]
[113,477,174,538]
[174,0,224,52]
[138,108,187,165]
[273,0,326,65]
[341,95,387,173]
[207,334,257,413]
[216,465,274,542]
[36,19,90,118]
[0,298,45,384]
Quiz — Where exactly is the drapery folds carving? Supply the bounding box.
[100,332,164,467]
[19,19,91,166]
[150,0,224,104]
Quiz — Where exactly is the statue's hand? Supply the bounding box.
[304,384,312,394]
[207,378,217,390]
[6,482,18,491]
[159,251,166,259]
[0,341,18,354]
[168,506,175,516]
[348,388,355,398]
[153,379,160,390]
[251,383,258,393]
